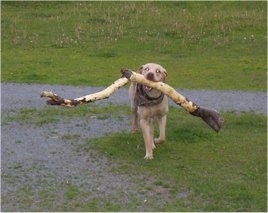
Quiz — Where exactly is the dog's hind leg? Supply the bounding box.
[154,115,167,144]
[150,119,156,150]
[131,106,139,133]
[129,83,139,133]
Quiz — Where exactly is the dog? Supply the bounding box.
[129,63,168,159]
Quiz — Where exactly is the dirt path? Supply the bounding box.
[1,83,266,211]
[2,83,266,113]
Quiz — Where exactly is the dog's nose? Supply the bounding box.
[146,72,154,80]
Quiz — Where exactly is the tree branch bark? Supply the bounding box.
[121,69,224,132]
[40,69,224,132]
[40,77,129,107]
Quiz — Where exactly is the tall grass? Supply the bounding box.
[1,1,267,90]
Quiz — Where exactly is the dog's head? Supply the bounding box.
[138,63,168,83]
[137,63,167,98]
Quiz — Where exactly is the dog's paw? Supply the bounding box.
[154,138,165,144]
[131,128,139,134]
[144,154,153,160]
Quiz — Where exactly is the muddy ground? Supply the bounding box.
[1,83,266,211]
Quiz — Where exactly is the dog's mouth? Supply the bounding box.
[144,77,160,92]
[144,73,162,92]
[144,85,153,92]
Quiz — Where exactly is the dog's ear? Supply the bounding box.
[163,69,168,82]
[137,65,144,74]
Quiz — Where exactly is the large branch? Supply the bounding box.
[121,69,224,132]
[41,69,224,132]
[40,77,129,107]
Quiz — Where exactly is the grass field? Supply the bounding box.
[1,1,267,91]
[2,105,267,211]
[89,107,267,211]
[1,1,267,212]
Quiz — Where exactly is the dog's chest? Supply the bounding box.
[137,96,168,118]
[135,84,164,107]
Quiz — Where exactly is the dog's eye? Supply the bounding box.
[156,69,161,73]
[144,67,149,71]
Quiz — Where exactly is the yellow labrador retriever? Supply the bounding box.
[129,63,168,159]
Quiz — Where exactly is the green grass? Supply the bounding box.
[1,1,267,91]
[85,107,267,211]
[1,1,267,211]
[2,104,267,211]
[2,104,129,126]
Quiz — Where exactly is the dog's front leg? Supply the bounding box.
[140,119,154,160]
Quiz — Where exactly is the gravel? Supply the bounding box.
[1,83,266,113]
[1,83,266,211]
